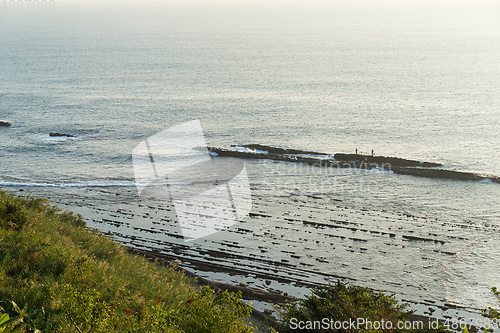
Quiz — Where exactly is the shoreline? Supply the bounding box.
[1,181,498,329]
[127,247,285,327]
[129,247,485,333]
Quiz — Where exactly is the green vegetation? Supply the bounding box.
[273,281,451,333]
[0,190,252,332]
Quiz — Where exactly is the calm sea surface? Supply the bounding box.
[1,2,499,314]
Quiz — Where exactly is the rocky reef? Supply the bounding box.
[206,144,499,184]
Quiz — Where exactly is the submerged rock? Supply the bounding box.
[0,121,12,127]
[49,132,75,137]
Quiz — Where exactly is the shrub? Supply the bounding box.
[274,280,451,333]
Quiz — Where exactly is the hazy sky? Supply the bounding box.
[35,0,500,12]
[0,0,497,19]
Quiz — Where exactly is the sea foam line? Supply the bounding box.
[0,181,136,188]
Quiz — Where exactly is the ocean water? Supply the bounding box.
[1,2,500,318]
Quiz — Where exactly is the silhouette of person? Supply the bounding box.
[371,149,374,156]
[356,148,358,155]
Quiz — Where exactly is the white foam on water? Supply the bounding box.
[0,181,136,188]
[229,146,269,154]
[32,134,83,144]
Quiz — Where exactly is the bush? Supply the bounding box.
[274,281,409,333]
[274,280,451,333]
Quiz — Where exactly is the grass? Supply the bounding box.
[0,190,252,332]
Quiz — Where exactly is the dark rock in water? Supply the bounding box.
[0,121,12,127]
[208,145,500,184]
[49,132,75,137]
[334,153,443,167]
[392,166,493,182]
